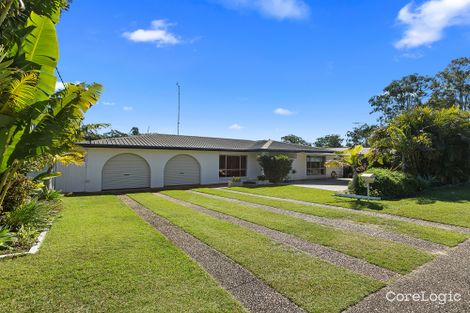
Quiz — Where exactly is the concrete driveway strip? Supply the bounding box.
[221,189,470,235]
[159,193,399,282]
[192,191,446,254]
[344,239,470,313]
[118,195,306,313]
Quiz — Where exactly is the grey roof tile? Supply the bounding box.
[79,133,338,153]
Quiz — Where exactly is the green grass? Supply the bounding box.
[163,190,433,274]
[196,188,467,246]
[230,184,470,228]
[129,193,384,313]
[0,196,245,313]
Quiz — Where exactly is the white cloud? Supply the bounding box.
[55,81,65,92]
[102,101,116,106]
[123,106,133,111]
[395,0,470,49]
[274,107,294,116]
[123,20,181,46]
[229,123,243,130]
[215,0,309,20]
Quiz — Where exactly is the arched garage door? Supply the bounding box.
[102,153,150,190]
[164,155,200,186]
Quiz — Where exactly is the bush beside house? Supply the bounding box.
[258,154,293,183]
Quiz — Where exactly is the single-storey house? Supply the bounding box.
[54,133,344,192]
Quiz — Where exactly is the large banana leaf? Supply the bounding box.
[22,12,58,97]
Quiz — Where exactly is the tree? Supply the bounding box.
[129,127,140,136]
[325,145,366,194]
[430,57,469,110]
[346,124,378,147]
[370,106,470,183]
[369,74,434,123]
[80,123,111,142]
[0,3,102,210]
[314,134,343,148]
[258,154,293,183]
[281,134,311,146]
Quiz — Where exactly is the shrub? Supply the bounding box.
[258,154,293,183]
[354,168,419,199]
[2,174,36,212]
[14,225,39,248]
[231,177,241,182]
[0,227,15,250]
[36,188,62,202]
[4,200,51,231]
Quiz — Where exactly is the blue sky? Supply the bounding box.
[56,0,470,142]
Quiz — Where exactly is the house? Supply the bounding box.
[54,133,344,192]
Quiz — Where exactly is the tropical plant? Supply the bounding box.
[326,145,366,193]
[0,226,15,250]
[370,106,470,183]
[4,200,51,230]
[36,188,61,201]
[1,173,36,212]
[258,154,293,183]
[14,224,39,247]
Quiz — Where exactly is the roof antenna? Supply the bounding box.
[176,82,181,135]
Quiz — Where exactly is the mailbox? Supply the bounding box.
[360,173,375,184]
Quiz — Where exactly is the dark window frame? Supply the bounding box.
[306,156,326,176]
[219,155,247,177]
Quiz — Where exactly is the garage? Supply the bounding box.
[102,153,150,190]
[164,154,201,186]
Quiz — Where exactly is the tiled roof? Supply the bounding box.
[79,133,339,153]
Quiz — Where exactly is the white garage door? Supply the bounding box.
[102,154,150,190]
[164,155,200,186]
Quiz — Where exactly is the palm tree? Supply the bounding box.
[325,145,365,193]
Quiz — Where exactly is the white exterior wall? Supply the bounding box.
[55,148,262,192]
[289,153,343,181]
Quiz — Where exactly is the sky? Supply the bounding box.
[56,0,470,143]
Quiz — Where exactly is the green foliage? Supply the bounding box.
[0,226,15,249]
[281,134,311,146]
[14,225,39,247]
[346,123,378,147]
[371,106,470,183]
[258,154,293,183]
[2,174,36,212]
[314,134,343,147]
[230,177,241,182]
[4,200,51,231]
[355,168,419,199]
[36,188,61,201]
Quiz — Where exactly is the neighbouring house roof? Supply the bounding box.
[79,133,342,153]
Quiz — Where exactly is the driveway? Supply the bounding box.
[291,178,350,192]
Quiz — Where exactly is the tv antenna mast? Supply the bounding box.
[176,82,181,135]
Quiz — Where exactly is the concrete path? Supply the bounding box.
[344,239,470,313]
[118,195,305,313]
[222,189,470,235]
[160,193,399,282]
[194,191,446,254]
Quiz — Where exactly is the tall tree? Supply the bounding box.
[281,134,311,146]
[369,74,434,123]
[346,124,378,147]
[314,134,343,148]
[430,57,470,110]
[129,127,140,136]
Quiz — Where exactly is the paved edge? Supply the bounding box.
[221,189,470,235]
[118,195,306,313]
[192,191,446,254]
[159,193,399,282]
[343,239,470,313]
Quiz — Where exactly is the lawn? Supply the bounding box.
[162,190,432,274]
[196,188,468,246]
[230,184,470,228]
[0,196,245,313]
[130,193,383,313]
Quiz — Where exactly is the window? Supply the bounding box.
[219,155,247,177]
[306,156,326,176]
